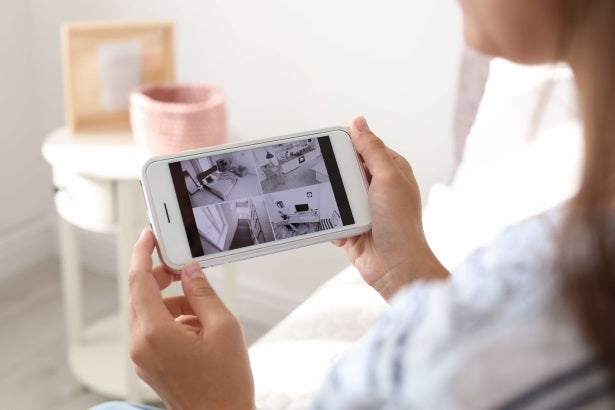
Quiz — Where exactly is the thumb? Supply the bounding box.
[181,262,228,324]
[349,116,396,178]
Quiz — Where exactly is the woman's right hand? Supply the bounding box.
[333,117,448,300]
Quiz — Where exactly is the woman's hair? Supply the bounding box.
[560,0,615,386]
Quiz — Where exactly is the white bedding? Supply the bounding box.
[425,59,582,270]
[250,266,386,409]
[203,170,238,200]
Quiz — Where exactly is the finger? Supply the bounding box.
[128,230,172,324]
[331,239,347,247]
[130,229,155,274]
[181,262,229,325]
[349,117,397,179]
[152,264,180,291]
[163,295,195,318]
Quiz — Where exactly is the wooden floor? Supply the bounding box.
[0,257,267,410]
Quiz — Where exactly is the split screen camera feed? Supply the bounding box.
[170,136,353,257]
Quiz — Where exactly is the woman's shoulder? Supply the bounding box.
[447,208,565,320]
[454,207,564,282]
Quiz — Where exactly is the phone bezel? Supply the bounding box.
[141,127,371,269]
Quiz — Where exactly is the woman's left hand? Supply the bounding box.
[128,230,254,410]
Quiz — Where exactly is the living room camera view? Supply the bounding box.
[177,137,345,255]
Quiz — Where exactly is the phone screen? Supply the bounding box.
[168,135,355,257]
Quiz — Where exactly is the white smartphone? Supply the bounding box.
[140,127,371,270]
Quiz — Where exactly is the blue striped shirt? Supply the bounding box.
[311,210,613,409]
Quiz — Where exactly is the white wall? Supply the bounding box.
[28,0,463,191]
[4,0,463,321]
[0,0,55,277]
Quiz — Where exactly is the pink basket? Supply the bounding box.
[130,83,227,155]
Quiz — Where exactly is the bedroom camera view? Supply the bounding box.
[169,135,354,257]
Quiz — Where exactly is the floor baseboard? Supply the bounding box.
[0,216,55,279]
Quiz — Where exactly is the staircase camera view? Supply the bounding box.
[170,136,352,257]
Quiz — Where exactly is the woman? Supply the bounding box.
[104,0,615,408]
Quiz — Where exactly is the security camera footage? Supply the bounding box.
[169,136,355,257]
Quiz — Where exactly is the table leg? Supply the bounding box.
[58,215,84,350]
[116,180,142,402]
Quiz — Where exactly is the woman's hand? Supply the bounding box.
[128,230,254,410]
[333,117,449,300]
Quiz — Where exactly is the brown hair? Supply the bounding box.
[560,0,615,385]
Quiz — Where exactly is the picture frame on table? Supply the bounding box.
[61,20,175,134]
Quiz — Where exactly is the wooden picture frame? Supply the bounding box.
[62,21,175,134]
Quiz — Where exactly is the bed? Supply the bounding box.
[198,165,239,201]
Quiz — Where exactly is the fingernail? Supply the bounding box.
[185,262,204,279]
[355,116,370,133]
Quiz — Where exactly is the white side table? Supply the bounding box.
[42,127,157,402]
[43,127,240,402]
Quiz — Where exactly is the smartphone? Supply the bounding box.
[140,127,371,270]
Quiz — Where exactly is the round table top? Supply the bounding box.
[41,127,147,180]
